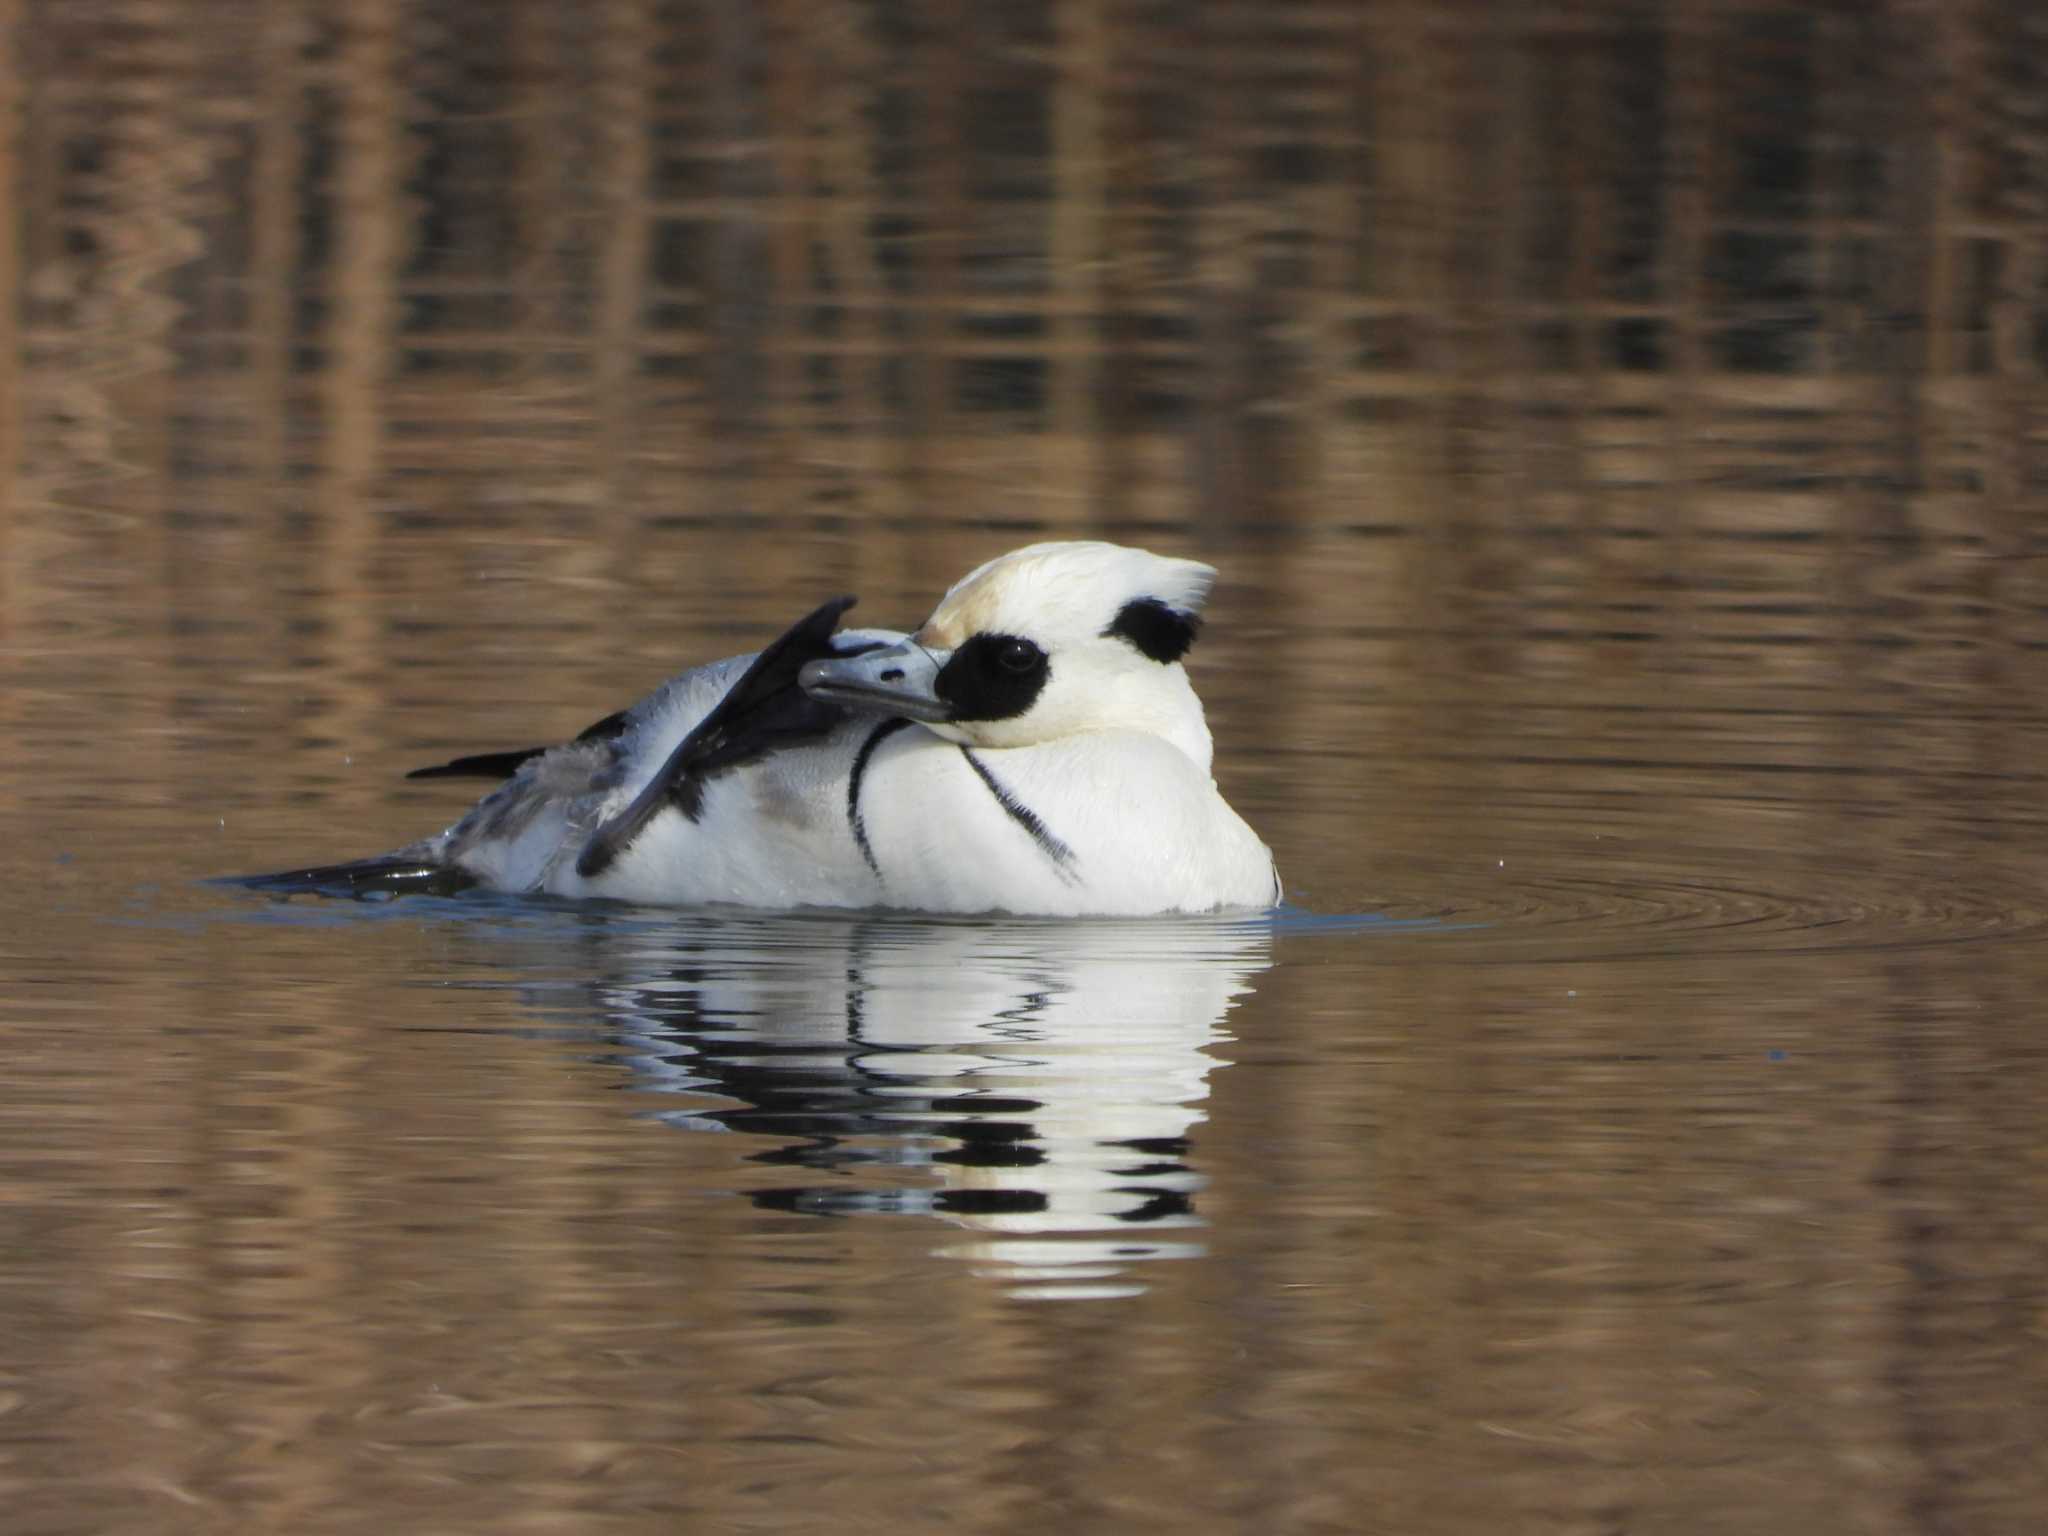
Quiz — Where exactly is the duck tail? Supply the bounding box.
[232,854,476,899]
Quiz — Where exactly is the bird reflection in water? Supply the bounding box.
[567,911,1272,1300]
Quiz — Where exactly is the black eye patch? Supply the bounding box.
[935,632,1050,721]
[1104,597,1200,663]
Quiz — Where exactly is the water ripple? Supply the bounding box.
[1330,855,2048,962]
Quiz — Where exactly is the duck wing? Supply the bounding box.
[574,595,860,880]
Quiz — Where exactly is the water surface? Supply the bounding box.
[6,3,2048,1532]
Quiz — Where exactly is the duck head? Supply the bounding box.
[799,541,1220,768]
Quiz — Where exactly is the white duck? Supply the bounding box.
[251,541,1280,916]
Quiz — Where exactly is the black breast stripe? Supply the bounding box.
[959,748,1078,882]
[847,717,913,879]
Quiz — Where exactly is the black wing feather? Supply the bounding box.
[405,708,635,782]
[406,748,546,782]
[574,595,857,880]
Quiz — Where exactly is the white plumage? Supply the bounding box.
[254,541,1280,916]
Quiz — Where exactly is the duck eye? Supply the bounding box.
[996,638,1043,674]
[934,632,1051,720]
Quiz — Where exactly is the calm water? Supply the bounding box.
[7,2,2048,1532]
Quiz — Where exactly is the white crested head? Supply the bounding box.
[917,542,1216,653]
[909,541,1220,760]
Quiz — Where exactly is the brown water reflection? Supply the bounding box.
[6,1,2048,1532]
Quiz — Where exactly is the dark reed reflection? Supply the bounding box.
[512,909,1272,1300]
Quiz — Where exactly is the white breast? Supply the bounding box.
[857,726,1277,916]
